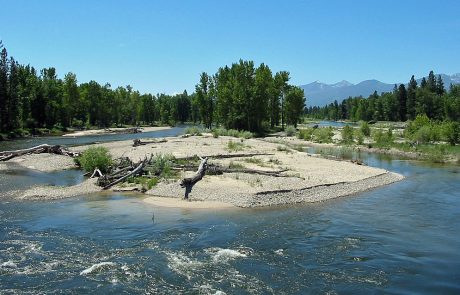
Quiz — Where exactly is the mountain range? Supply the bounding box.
[300,73,460,107]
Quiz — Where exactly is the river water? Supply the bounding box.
[1,126,460,294]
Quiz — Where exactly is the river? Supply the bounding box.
[1,126,460,294]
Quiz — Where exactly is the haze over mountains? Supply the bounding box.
[300,73,460,107]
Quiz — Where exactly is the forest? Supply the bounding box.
[0,41,305,137]
[306,71,460,122]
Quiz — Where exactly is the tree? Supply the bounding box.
[274,71,290,129]
[0,43,8,132]
[195,72,214,129]
[397,84,407,121]
[62,72,79,127]
[406,75,417,120]
[284,86,305,127]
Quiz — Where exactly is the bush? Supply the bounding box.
[211,128,253,139]
[341,126,354,144]
[313,127,334,143]
[285,125,296,137]
[298,128,314,141]
[184,126,204,136]
[372,129,394,147]
[355,129,364,145]
[77,147,113,173]
[149,154,175,178]
[227,140,245,152]
[360,121,371,137]
[443,122,460,145]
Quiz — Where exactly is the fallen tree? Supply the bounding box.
[133,138,167,147]
[180,157,208,200]
[0,144,80,161]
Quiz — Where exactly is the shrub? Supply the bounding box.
[184,126,204,136]
[361,121,371,136]
[211,128,253,139]
[355,129,364,145]
[298,128,314,141]
[442,122,459,145]
[341,126,354,144]
[372,129,394,147]
[227,140,246,152]
[313,127,334,143]
[285,125,296,137]
[149,154,175,178]
[77,147,113,173]
[413,125,433,144]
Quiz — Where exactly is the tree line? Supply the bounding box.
[195,60,305,132]
[306,71,460,123]
[0,41,305,137]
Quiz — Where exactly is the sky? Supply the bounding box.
[1,0,459,94]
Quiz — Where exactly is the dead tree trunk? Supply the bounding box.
[180,157,208,200]
[0,144,80,161]
[102,157,149,190]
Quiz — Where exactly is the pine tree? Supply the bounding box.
[436,75,445,95]
[397,84,407,121]
[0,43,8,132]
[406,75,417,120]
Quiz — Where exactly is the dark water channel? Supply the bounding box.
[1,128,460,294]
[0,126,186,152]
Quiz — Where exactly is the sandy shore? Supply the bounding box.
[62,126,170,137]
[143,196,236,209]
[2,134,404,206]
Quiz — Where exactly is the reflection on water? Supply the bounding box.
[1,128,460,293]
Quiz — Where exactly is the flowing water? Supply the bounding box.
[1,130,460,294]
[0,126,186,152]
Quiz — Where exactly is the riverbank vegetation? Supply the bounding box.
[0,41,305,139]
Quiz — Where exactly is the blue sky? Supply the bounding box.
[1,0,459,94]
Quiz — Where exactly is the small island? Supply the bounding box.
[0,130,403,208]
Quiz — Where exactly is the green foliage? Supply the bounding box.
[305,71,460,124]
[341,125,354,144]
[360,121,371,136]
[285,125,296,136]
[355,129,364,145]
[211,128,253,139]
[184,126,204,136]
[313,127,334,143]
[226,140,246,152]
[443,121,460,145]
[372,129,394,147]
[77,146,113,173]
[149,154,176,178]
[298,128,314,141]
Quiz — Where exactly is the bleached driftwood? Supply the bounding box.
[0,144,80,161]
[180,157,208,200]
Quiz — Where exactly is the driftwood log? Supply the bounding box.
[177,153,274,161]
[101,156,151,190]
[180,157,208,200]
[0,144,80,161]
[133,138,167,147]
[174,163,289,177]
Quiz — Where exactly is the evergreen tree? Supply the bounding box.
[397,84,407,121]
[285,86,305,127]
[406,75,417,120]
[0,43,8,132]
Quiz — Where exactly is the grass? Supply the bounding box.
[212,128,253,139]
[226,140,246,152]
[184,126,205,136]
[229,161,245,169]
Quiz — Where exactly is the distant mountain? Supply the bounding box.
[300,73,460,107]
